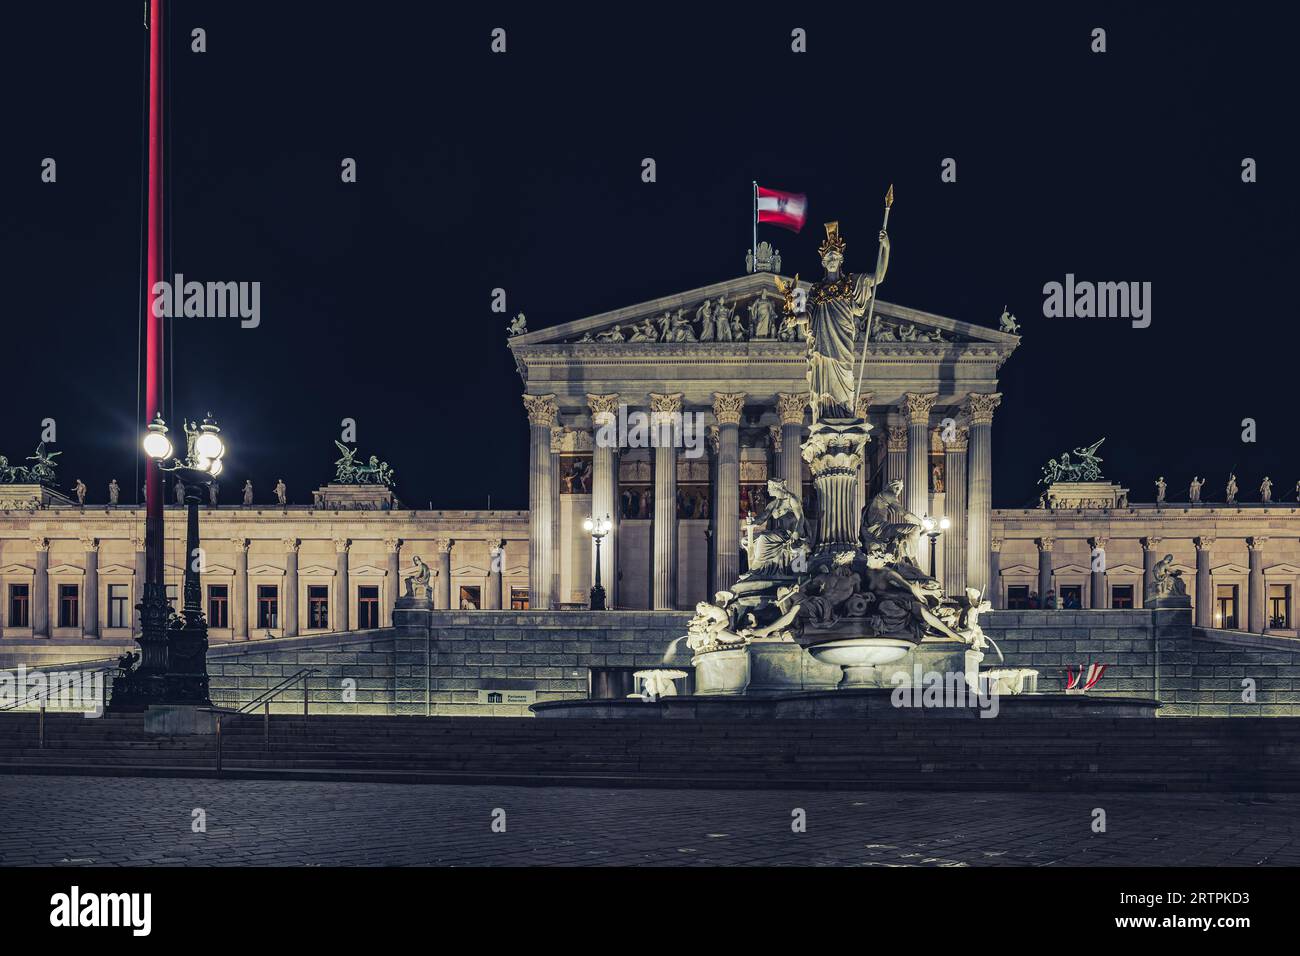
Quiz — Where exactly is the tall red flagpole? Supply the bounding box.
[144,0,165,588]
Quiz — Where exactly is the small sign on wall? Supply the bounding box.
[477,689,536,705]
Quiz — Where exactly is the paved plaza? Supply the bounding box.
[1,775,1298,866]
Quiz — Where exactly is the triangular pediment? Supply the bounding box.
[1265,563,1300,575]
[97,564,137,576]
[0,563,34,575]
[1052,564,1093,576]
[999,564,1037,576]
[509,272,1019,349]
[1212,563,1250,576]
[1105,564,1144,575]
[247,564,285,576]
[298,564,336,577]
[452,564,487,576]
[351,564,388,577]
[46,563,83,575]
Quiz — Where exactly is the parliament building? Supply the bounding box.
[3,256,1299,665]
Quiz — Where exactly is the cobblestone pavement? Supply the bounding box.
[1,775,1298,866]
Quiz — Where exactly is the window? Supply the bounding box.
[510,587,530,610]
[1059,585,1083,610]
[108,584,130,628]
[1110,585,1134,609]
[1006,585,1030,610]
[459,586,481,610]
[58,584,79,628]
[358,585,379,628]
[308,585,329,630]
[8,584,30,627]
[1270,584,1291,629]
[257,585,279,629]
[208,584,229,629]
[1215,584,1238,629]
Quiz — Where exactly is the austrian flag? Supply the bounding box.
[756,186,808,232]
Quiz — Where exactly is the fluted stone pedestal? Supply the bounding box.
[801,418,871,561]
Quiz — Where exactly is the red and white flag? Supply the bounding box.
[756,185,808,232]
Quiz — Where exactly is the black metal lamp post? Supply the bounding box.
[111,414,226,709]
[584,514,610,610]
[921,514,950,579]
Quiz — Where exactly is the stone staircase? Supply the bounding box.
[2,712,1299,791]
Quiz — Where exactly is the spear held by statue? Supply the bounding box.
[853,183,894,413]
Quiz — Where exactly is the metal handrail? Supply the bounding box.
[0,661,118,712]
[215,668,319,774]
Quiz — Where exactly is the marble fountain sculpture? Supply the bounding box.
[678,214,1009,697]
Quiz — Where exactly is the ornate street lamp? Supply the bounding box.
[583,514,611,611]
[111,413,226,710]
[921,514,950,579]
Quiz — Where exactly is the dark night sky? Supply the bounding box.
[2,3,1296,509]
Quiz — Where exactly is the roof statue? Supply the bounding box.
[332,441,395,487]
[1039,438,1105,485]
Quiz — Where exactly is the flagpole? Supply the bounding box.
[852,183,894,413]
[752,181,758,272]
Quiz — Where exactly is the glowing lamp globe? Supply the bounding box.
[143,422,172,461]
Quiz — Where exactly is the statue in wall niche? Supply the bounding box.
[1226,473,1238,504]
[628,319,657,342]
[108,479,120,505]
[242,480,254,506]
[1261,476,1273,503]
[1189,476,1203,503]
[506,313,527,336]
[860,478,924,566]
[405,555,435,598]
[748,290,777,339]
[209,482,219,506]
[174,480,185,504]
[73,479,86,505]
[1152,554,1187,598]
[1155,476,1166,506]
[745,478,810,573]
[931,462,944,493]
[999,307,1020,334]
[696,299,716,341]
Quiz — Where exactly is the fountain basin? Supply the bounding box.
[806,637,914,688]
[691,647,750,696]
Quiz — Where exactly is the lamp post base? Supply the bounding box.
[588,584,607,611]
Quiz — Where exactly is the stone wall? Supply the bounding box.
[981,608,1300,715]
[205,610,691,717]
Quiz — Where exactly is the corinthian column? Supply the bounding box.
[81,537,99,639]
[588,393,620,608]
[385,537,401,625]
[1089,536,1108,609]
[650,392,682,609]
[1036,536,1054,600]
[486,540,504,609]
[901,393,937,524]
[522,393,558,609]
[32,537,49,639]
[942,425,968,595]
[1248,536,1268,633]
[964,392,1001,598]
[231,538,249,640]
[283,538,300,637]
[886,424,908,486]
[334,537,351,631]
[436,538,453,610]
[713,392,745,592]
[1140,536,1161,606]
[775,392,807,503]
[1194,536,1214,627]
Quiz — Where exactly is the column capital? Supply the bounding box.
[436,537,454,554]
[1248,536,1269,551]
[1194,536,1216,552]
[940,424,969,452]
[131,535,146,552]
[230,537,249,553]
[1140,536,1162,552]
[30,536,50,552]
[586,392,619,421]
[333,537,352,554]
[384,537,402,553]
[282,537,300,553]
[522,393,559,427]
[712,392,745,425]
[648,391,683,420]
[1036,536,1054,553]
[886,424,908,452]
[776,392,808,425]
[1088,536,1108,552]
[900,392,938,424]
[768,424,782,454]
[488,539,505,557]
[964,392,1003,425]
[79,536,99,553]
[854,392,873,420]
[991,537,1003,552]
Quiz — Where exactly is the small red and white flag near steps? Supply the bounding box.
[755,185,808,232]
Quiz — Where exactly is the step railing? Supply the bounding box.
[214,668,319,774]
[0,658,120,748]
